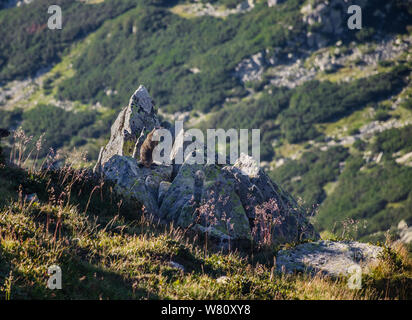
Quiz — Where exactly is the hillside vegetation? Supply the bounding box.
[0,0,412,264]
[0,155,411,299]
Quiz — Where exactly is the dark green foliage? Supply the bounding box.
[0,163,45,205]
[202,88,291,160]
[206,88,290,129]
[21,104,96,157]
[56,0,306,112]
[205,67,409,160]
[374,109,391,122]
[279,67,409,143]
[353,139,367,151]
[400,98,412,111]
[205,0,240,8]
[270,146,349,208]
[348,1,412,42]
[316,155,412,240]
[355,28,375,42]
[0,0,139,82]
[0,109,23,129]
[372,125,412,156]
[309,126,412,240]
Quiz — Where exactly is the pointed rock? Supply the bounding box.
[94,85,160,173]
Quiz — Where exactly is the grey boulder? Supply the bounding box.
[159,154,318,247]
[276,240,383,277]
[102,155,172,215]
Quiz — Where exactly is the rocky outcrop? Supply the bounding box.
[158,152,318,248]
[160,162,252,247]
[93,85,160,174]
[102,155,172,215]
[276,240,383,277]
[268,0,285,7]
[310,36,412,74]
[97,86,318,249]
[397,220,412,244]
[234,52,266,83]
[173,1,254,19]
[301,0,367,48]
[268,58,317,89]
[223,154,317,244]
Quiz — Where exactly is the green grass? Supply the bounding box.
[0,158,411,300]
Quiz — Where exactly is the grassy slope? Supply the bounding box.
[1,0,412,256]
[0,158,411,300]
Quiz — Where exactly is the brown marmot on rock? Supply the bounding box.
[139,127,160,168]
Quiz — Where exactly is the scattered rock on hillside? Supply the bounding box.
[234,52,266,83]
[174,1,254,18]
[276,240,383,277]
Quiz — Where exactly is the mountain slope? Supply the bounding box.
[0,0,412,244]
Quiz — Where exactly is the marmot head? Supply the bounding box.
[149,126,163,147]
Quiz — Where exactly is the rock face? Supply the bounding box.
[159,153,318,248]
[102,155,172,215]
[268,0,285,7]
[234,52,266,83]
[398,220,412,244]
[223,154,318,244]
[173,1,254,19]
[159,162,252,247]
[276,240,383,276]
[98,85,318,249]
[93,85,160,174]
[301,0,367,48]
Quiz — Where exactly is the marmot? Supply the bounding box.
[139,127,160,168]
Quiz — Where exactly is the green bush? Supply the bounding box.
[374,110,391,122]
[201,87,291,161]
[270,146,349,208]
[372,125,412,155]
[21,104,96,157]
[279,67,409,143]
[0,0,139,81]
[315,155,412,240]
[400,98,412,110]
[56,0,306,112]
